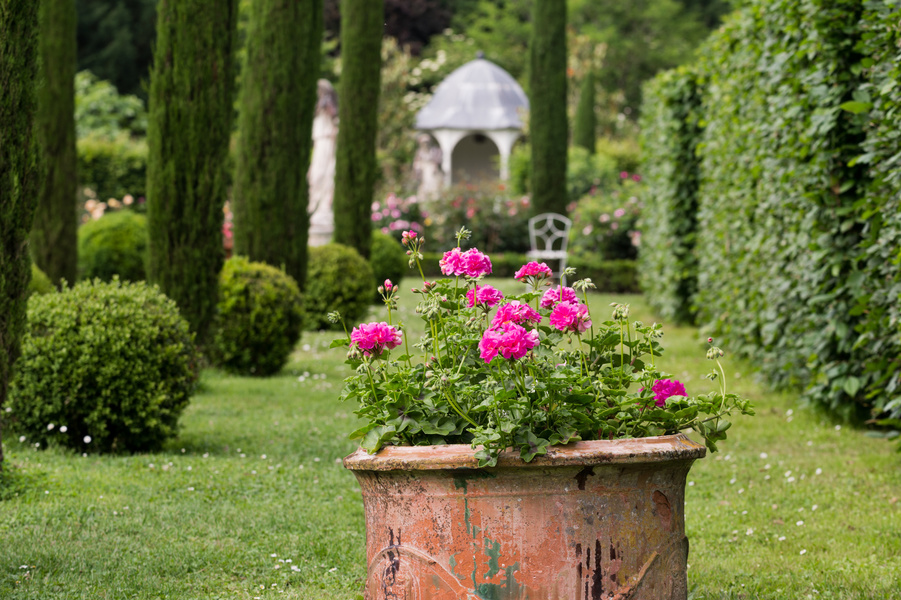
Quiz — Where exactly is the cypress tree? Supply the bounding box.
[32,0,77,287]
[529,0,568,215]
[573,70,596,154]
[0,0,41,471]
[333,0,383,259]
[147,0,238,347]
[233,0,322,289]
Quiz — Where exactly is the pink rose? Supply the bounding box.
[491,301,542,328]
[479,322,539,362]
[466,284,504,308]
[350,322,403,358]
[514,261,553,280]
[540,285,578,309]
[549,301,591,334]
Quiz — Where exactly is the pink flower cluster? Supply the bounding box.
[491,301,541,328]
[479,322,539,362]
[440,248,493,278]
[514,261,553,280]
[650,379,687,408]
[466,284,504,308]
[540,285,578,308]
[350,322,403,358]
[549,301,592,334]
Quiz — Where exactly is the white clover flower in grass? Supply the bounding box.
[59,426,67,433]
[796,520,804,526]
[83,435,91,444]
[800,549,807,555]
[19,435,25,443]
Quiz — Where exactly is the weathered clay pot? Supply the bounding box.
[344,433,705,600]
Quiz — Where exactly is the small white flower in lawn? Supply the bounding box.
[815,468,823,475]
[286,559,292,563]
[162,464,170,471]
[237,448,242,453]
[303,371,310,378]
[796,520,804,526]
[835,425,841,431]
[812,504,818,511]
[798,507,804,512]
[274,565,280,569]
[113,511,118,515]
[240,453,246,458]
[19,565,28,569]
[786,416,793,422]
[148,463,154,468]
[203,453,209,458]
[742,510,748,515]
[738,488,745,494]
[261,454,266,459]
[764,463,771,470]
[314,457,321,462]
[800,549,807,555]
[302,344,311,351]
[786,409,793,416]
[82,453,87,457]
[778,536,786,541]
[187,466,192,471]
[765,475,771,480]
[298,464,304,469]
[729,478,737,484]
[251,470,257,475]
[806,440,813,446]
[59,426,67,433]
[688,481,695,486]
[4,406,10,412]
[291,565,301,572]
[34,442,40,448]
[334,458,342,464]
[759,452,768,459]
[187,487,194,491]
[44,491,49,495]
[746,528,754,535]
[47,423,55,430]
[181,448,185,453]
[83,436,91,444]
[787,477,796,483]
[268,466,274,470]
[784,470,792,478]
[271,553,278,557]
[99,495,103,499]
[329,567,337,573]
[18,436,25,443]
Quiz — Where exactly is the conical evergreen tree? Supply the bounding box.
[529,0,568,215]
[0,0,41,471]
[233,0,322,290]
[333,0,383,259]
[147,0,238,347]
[32,0,77,286]
[573,70,596,154]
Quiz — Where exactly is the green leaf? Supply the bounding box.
[839,101,871,114]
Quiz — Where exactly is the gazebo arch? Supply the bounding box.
[415,54,529,188]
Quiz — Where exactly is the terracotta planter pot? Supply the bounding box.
[344,433,706,600]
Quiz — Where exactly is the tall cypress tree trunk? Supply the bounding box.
[573,70,596,154]
[31,0,77,287]
[147,0,238,347]
[530,0,568,215]
[233,0,322,290]
[333,0,382,259]
[0,0,41,472]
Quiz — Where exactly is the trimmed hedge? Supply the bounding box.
[77,210,148,282]
[211,256,303,376]
[77,132,147,201]
[304,244,375,330]
[370,231,406,292]
[28,263,55,297]
[643,0,901,424]
[638,66,703,324]
[8,279,198,453]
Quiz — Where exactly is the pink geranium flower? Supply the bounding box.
[491,301,541,328]
[549,301,592,334]
[650,379,687,408]
[540,286,578,309]
[461,248,492,278]
[479,322,539,362]
[439,248,465,276]
[466,284,504,308]
[350,322,403,358]
[514,261,553,280]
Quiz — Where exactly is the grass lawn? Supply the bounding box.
[1,282,899,599]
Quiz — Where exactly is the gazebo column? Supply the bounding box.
[430,129,468,187]
[486,129,522,182]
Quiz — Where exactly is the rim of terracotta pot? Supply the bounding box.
[343,433,706,471]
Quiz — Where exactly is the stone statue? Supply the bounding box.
[308,79,339,246]
[413,133,443,201]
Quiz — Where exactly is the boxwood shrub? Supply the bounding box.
[304,243,374,330]
[211,256,303,376]
[28,263,55,297]
[77,209,148,282]
[8,279,198,453]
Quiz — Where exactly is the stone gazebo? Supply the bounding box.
[415,54,529,187]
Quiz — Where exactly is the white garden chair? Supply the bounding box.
[527,212,572,285]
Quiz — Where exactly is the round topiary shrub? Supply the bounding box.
[370,231,407,295]
[211,256,304,376]
[8,278,198,453]
[305,243,375,330]
[28,263,55,297]
[77,209,148,282]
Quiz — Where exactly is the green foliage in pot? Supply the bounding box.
[305,243,375,331]
[77,209,148,282]
[334,229,753,467]
[370,231,406,295]
[8,279,198,453]
[211,256,304,376]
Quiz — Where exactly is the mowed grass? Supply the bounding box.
[1,281,899,599]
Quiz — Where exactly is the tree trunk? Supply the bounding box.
[147,0,238,348]
[0,0,41,471]
[233,0,322,290]
[332,0,383,259]
[31,0,78,287]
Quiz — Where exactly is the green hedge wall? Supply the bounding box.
[77,133,147,201]
[638,66,703,324]
[643,0,901,424]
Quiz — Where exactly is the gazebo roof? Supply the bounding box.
[415,57,529,131]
